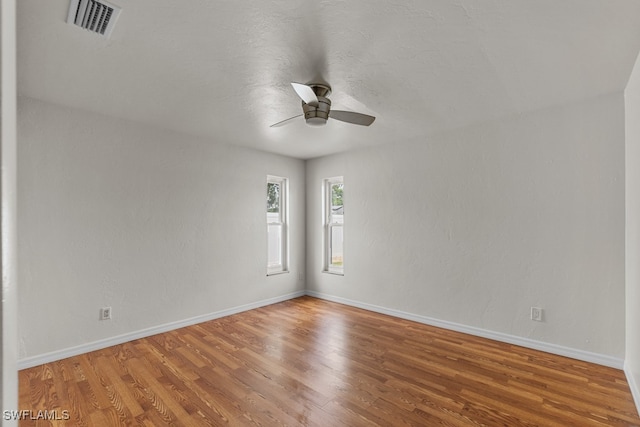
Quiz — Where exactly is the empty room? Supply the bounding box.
[3,0,640,425]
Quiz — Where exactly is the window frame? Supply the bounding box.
[323,177,344,275]
[266,175,289,275]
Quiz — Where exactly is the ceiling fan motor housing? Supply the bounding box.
[271,82,374,128]
[303,96,331,126]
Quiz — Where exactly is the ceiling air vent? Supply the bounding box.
[67,0,121,38]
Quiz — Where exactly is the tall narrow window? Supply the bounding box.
[267,176,288,275]
[324,177,344,274]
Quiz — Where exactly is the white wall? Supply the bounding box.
[307,93,625,361]
[625,51,640,411]
[18,97,305,363]
[2,0,19,420]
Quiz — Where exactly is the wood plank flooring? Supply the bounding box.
[19,296,640,426]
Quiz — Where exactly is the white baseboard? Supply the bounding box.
[305,290,625,370]
[18,290,306,370]
[625,362,640,417]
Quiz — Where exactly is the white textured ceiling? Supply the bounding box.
[17,0,640,159]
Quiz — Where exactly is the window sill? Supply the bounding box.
[322,270,344,276]
[267,270,289,277]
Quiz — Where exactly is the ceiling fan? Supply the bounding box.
[270,83,375,128]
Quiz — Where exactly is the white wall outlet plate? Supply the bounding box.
[531,307,543,322]
[100,306,112,320]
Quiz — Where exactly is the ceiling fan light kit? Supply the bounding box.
[303,93,331,126]
[271,82,375,128]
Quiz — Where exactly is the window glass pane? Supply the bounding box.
[267,176,288,274]
[324,177,343,274]
[330,226,343,267]
[267,182,280,213]
[330,183,343,224]
[267,224,282,267]
[331,183,343,213]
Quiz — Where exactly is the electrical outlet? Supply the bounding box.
[100,306,112,321]
[531,307,543,322]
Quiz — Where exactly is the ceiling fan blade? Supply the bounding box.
[329,110,376,126]
[270,114,303,128]
[291,83,319,107]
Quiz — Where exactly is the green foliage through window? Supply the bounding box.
[331,183,343,208]
[267,182,280,213]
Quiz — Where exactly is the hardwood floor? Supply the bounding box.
[19,296,640,426]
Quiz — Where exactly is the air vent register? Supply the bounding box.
[67,0,121,38]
